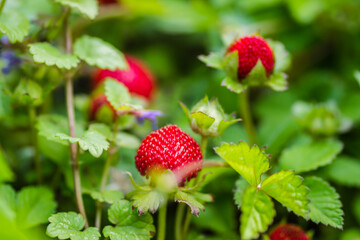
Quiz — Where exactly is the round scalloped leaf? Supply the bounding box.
[279,139,343,173]
[0,11,30,43]
[304,177,343,229]
[29,43,80,70]
[240,186,275,240]
[55,0,98,19]
[74,35,128,70]
[46,212,85,239]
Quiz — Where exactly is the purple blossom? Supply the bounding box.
[1,50,21,75]
[135,110,163,130]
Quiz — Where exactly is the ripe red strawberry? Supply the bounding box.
[270,224,310,240]
[228,35,274,79]
[135,125,203,185]
[93,55,155,101]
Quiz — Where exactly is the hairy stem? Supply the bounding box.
[239,90,257,145]
[64,8,88,228]
[29,106,42,184]
[95,119,120,228]
[175,203,186,240]
[0,0,7,14]
[157,201,168,240]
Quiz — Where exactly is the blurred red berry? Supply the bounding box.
[93,55,155,100]
[98,0,117,4]
[228,35,274,79]
[135,125,203,185]
[270,224,310,240]
[89,94,115,120]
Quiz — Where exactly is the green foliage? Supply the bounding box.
[74,35,128,70]
[304,177,343,229]
[104,78,141,111]
[13,79,43,106]
[240,186,275,240]
[279,139,343,173]
[215,141,269,185]
[0,11,30,43]
[29,43,80,70]
[324,156,360,187]
[47,212,100,240]
[234,178,249,208]
[55,129,109,158]
[0,149,14,182]
[261,170,309,218]
[0,184,56,229]
[103,200,155,240]
[87,190,124,204]
[54,0,98,19]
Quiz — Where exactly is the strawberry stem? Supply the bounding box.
[63,7,88,228]
[157,200,168,240]
[239,90,257,145]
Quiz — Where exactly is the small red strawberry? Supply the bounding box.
[93,55,155,101]
[270,224,310,240]
[228,35,274,79]
[135,125,203,185]
[89,94,115,120]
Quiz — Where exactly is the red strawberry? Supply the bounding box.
[93,55,155,101]
[89,94,115,120]
[228,35,274,79]
[270,224,310,240]
[135,125,203,185]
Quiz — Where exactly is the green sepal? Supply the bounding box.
[174,190,213,217]
[215,141,270,186]
[127,189,167,215]
[198,52,223,69]
[265,72,288,91]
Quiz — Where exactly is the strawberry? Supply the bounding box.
[89,94,114,120]
[135,125,203,185]
[270,224,310,240]
[228,35,274,79]
[93,55,155,101]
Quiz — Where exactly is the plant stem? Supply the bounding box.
[95,119,120,228]
[64,8,88,228]
[202,160,229,168]
[239,90,257,145]
[157,201,168,240]
[200,136,208,157]
[0,0,7,14]
[175,203,186,240]
[28,106,42,184]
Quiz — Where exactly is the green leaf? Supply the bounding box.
[29,42,80,70]
[198,52,223,69]
[215,141,269,186]
[0,11,30,43]
[341,229,360,240]
[55,0,98,19]
[0,184,16,221]
[127,189,166,214]
[114,132,141,149]
[104,78,141,111]
[354,70,360,87]
[261,170,309,218]
[16,186,57,229]
[104,200,155,240]
[47,212,88,239]
[234,178,249,208]
[325,156,360,187]
[55,130,109,158]
[36,114,73,145]
[74,35,128,70]
[71,228,101,240]
[88,123,112,139]
[304,177,343,229]
[13,79,43,106]
[265,72,288,91]
[0,149,14,182]
[240,186,275,240]
[279,139,343,173]
[89,190,124,204]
